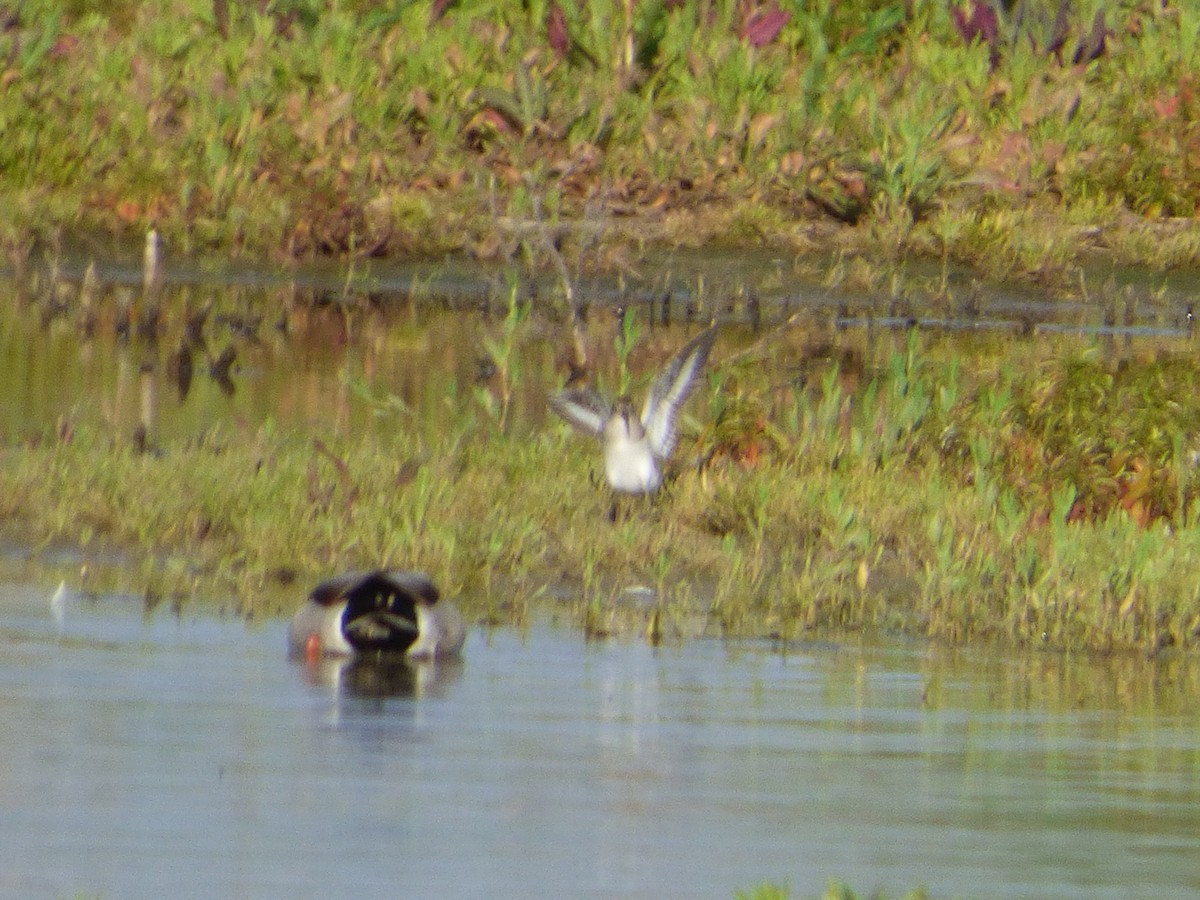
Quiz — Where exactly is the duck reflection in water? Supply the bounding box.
[297,653,464,700]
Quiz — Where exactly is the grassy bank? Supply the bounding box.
[737,883,929,900]
[6,306,1200,656]
[2,0,1200,283]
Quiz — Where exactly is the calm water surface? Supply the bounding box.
[1,583,1197,899]
[2,257,1197,452]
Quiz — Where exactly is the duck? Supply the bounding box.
[288,570,465,661]
[549,325,719,495]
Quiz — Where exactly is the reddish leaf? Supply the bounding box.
[547,1,569,59]
[742,8,790,48]
[430,0,456,22]
[116,200,142,223]
[1153,93,1180,120]
[970,3,998,47]
[952,1,999,68]
[50,33,79,58]
[953,3,998,47]
[213,0,229,39]
[951,6,970,41]
[481,107,514,131]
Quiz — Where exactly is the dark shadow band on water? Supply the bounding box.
[832,316,1193,339]
[1033,322,1192,338]
[11,233,1199,336]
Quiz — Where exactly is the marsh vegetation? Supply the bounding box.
[2,0,1200,658]
[1,0,1199,283]
[4,5,1199,898]
[4,252,1200,659]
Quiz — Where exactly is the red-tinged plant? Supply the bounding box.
[741,6,790,48]
[546,1,569,60]
[951,0,999,69]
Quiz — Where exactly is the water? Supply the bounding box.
[2,252,1198,457]
[1,583,1197,899]
[3,256,1200,898]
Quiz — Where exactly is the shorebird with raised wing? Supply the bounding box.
[288,570,465,661]
[549,325,719,495]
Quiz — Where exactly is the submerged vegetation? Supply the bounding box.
[1,0,1199,281]
[4,265,1200,659]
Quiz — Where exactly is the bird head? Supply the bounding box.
[606,397,645,442]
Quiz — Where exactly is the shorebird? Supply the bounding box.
[288,570,465,661]
[549,325,719,495]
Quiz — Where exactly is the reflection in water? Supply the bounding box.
[0,583,1197,899]
[206,342,238,397]
[5,251,1200,896]
[0,274,567,449]
[167,336,193,401]
[295,654,465,700]
[5,261,1199,461]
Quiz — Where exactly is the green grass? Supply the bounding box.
[6,298,1200,657]
[735,881,932,900]
[0,0,1198,278]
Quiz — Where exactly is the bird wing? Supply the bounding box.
[549,389,611,437]
[641,325,718,458]
[308,571,372,606]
